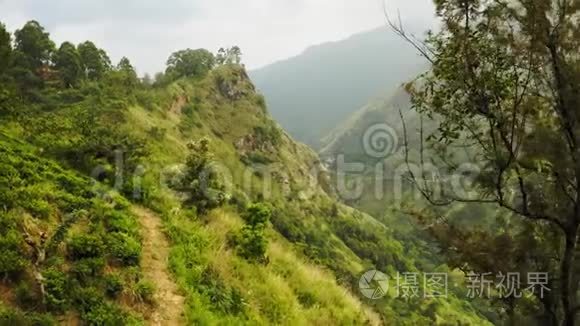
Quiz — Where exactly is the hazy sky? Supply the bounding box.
[0,0,436,75]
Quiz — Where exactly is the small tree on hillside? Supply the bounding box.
[177,138,226,214]
[54,42,83,88]
[233,203,271,263]
[78,41,111,80]
[216,46,242,65]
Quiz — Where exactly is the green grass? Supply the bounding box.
[123,65,493,325]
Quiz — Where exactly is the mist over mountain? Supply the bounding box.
[250,26,427,148]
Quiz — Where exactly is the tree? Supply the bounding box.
[216,46,242,65]
[234,203,271,262]
[0,23,16,116]
[114,57,138,91]
[0,23,12,75]
[78,41,111,80]
[54,42,82,88]
[165,48,215,80]
[13,20,55,71]
[393,0,580,324]
[11,21,55,92]
[176,138,226,214]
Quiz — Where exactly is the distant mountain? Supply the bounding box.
[319,86,413,163]
[249,26,427,148]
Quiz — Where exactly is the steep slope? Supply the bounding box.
[250,26,426,148]
[123,65,493,325]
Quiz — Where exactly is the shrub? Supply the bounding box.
[67,234,105,260]
[82,302,127,326]
[44,268,69,312]
[234,226,268,262]
[241,152,274,165]
[253,124,281,146]
[243,203,271,227]
[71,258,105,281]
[74,287,127,326]
[104,274,124,299]
[147,127,166,140]
[255,94,267,111]
[0,305,55,326]
[105,211,139,237]
[82,301,127,326]
[134,281,155,304]
[176,138,227,214]
[21,199,54,219]
[0,231,27,276]
[200,269,245,315]
[233,203,272,262]
[106,232,141,266]
[15,281,39,308]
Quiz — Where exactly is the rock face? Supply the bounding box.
[216,67,255,101]
[234,133,274,156]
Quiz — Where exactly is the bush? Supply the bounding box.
[105,211,139,237]
[0,245,27,277]
[74,287,127,326]
[134,281,155,304]
[44,268,69,312]
[82,302,127,326]
[15,281,39,308]
[200,268,244,315]
[71,258,105,281]
[0,305,55,326]
[67,234,105,260]
[106,232,141,266]
[176,138,227,214]
[234,226,268,262]
[147,127,166,140]
[233,203,272,262]
[243,203,271,227]
[21,199,54,219]
[104,274,124,299]
[82,301,127,326]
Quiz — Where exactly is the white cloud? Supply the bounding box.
[0,0,436,74]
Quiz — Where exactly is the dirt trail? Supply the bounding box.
[133,206,185,325]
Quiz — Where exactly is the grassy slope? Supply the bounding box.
[125,65,492,325]
[0,63,491,325]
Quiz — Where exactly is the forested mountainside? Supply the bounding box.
[315,0,580,325]
[0,21,492,325]
[249,26,426,149]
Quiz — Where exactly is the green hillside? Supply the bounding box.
[0,20,493,325]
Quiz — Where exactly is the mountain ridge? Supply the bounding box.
[250,26,427,148]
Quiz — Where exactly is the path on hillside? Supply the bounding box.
[133,206,185,325]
